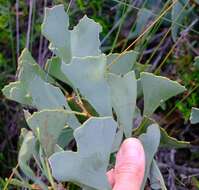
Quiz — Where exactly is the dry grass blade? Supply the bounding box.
[3,163,19,190]
[107,0,179,69]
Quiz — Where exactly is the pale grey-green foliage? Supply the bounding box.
[171,0,189,41]
[190,107,199,124]
[42,5,71,63]
[130,8,153,38]
[111,129,123,153]
[2,81,32,105]
[49,117,117,190]
[42,5,102,63]
[46,57,71,85]
[70,15,102,57]
[139,124,161,190]
[1,4,189,190]
[141,72,186,116]
[61,55,112,116]
[108,71,137,137]
[107,50,138,75]
[193,56,199,69]
[18,131,48,190]
[29,76,66,110]
[26,109,72,156]
[150,160,167,190]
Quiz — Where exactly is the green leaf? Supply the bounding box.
[171,0,189,41]
[29,77,80,129]
[2,81,32,105]
[130,8,153,38]
[57,127,74,149]
[111,129,123,153]
[108,71,137,137]
[2,49,55,106]
[61,55,112,116]
[70,15,102,57]
[17,49,52,82]
[42,5,71,63]
[18,131,48,190]
[107,50,138,75]
[42,5,102,63]
[139,124,161,190]
[190,107,199,124]
[160,127,189,148]
[141,72,186,116]
[135,117,189,148]
[28,76,66,110]
[45,57,71,85]
[149,160,167,190]
[49,117,117,190]
[26,109,74,156]
[193,56,199,70]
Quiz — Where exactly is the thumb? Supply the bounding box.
[113,138,145,190]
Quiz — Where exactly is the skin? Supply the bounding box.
[107,138,145,190]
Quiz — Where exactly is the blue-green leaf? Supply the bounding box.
[108,71,137,137]
[18,131,48,190]
[45,57,71,85]
[139,124,161,190]
[2,81,32,105]
[193,56,199,70]
[70,15,102,57]
[42,5,71,63]
[61,55,112,116]
[149,160,167,190]
[141,72,186,116]
[49,117,117,190]
[26,109,73,156]
[190,107,199,124]
[107,50,138,75]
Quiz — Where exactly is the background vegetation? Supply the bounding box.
[0,0,198,189]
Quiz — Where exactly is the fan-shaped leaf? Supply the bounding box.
[2,81,32,105]
[49,117,117,190]
[108,71,137,137]
[141,72,186,116]
[42,5,71,63]
[70,15,102,57]
[26,109,73,156]
[107,50,138,75]
[61,55,112,116]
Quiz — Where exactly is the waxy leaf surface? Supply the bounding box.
[19,131,48,190]
[107,50,138,75]
[61,55,112,116]
[149,160,167,190]
[190,107,199,124]
[139,124,160,190]
[70,15,102,57]
[42,5,71,63]
[141,72,186,116]
[49,117,117,190]
[27,109,72,156]
[108,71,137,137]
